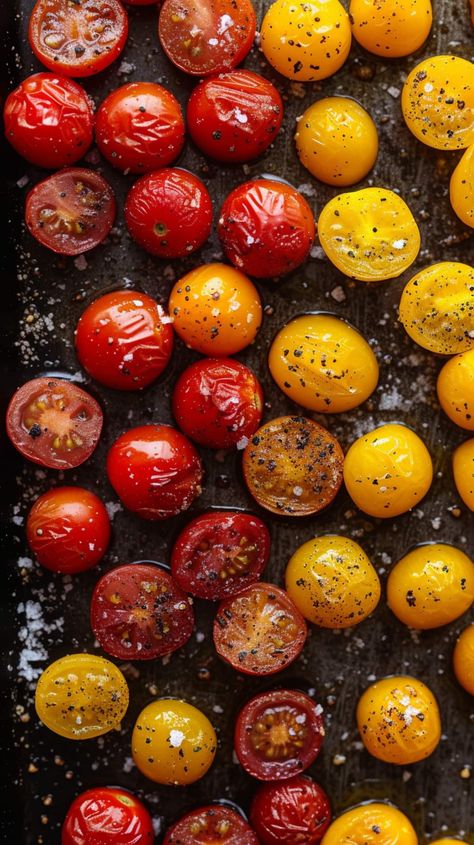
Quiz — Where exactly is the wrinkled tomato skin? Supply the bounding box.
[4,73,94,169]
[62,786,154,845]
[163,805,260,845]
[107,425,203,519]
[187,70,283,163]
[171,510,270,599]
[250,776,331,845]
[26,486,110,574]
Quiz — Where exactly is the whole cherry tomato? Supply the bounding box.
[163,805,260,845]
[62,787,154,845]
[250,775,331,845]
[349,0,432,57]
[437,348,474,429]
[453,438,474,511]
[321,803,416,845]
[450,144,474,228]
[453,624,474,696]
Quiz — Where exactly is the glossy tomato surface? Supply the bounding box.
[250,775,331,845]
[163,805,259,844]
[62,787,154,845]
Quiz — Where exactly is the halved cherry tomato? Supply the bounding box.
[6,377,103,469]
[107,424,203,519]
[26,486,110,573]
[163,805,259,845]
[172,358,263,449]
[125,168,213,258]
[171,510,270,599]
[3,72,94,169]
[91,563,194,660]
[250,775,331,845]
[235,689,325,781]
[187,70,283,163]
[218,179,315,278]
[75,290,174,390]
[29,0,129,78]
[213,582,307,675]
[25,168,116,256]
[62,787,154,845]
[158,0,256,76]
[123,0,157,4]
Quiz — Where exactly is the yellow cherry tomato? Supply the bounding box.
[295,97,378,186]
[320,803,418,845]
[285,535,381,628]
[317,187,420,282]
[387,543,474,630]
[356,675,441,764]
[437,349,474,430]
[168,263,262,356]
[260,0,351,82]
[431,840,470,845]
[132,698,217,785]
[344,423,433,518]
[399,262,474,355]
[450,144,474,228]
[35,654,129,740]
[350,0,432,58]
[402,56,474,150]
[453,438,474,511]
[453,624,474,695]
[268,313,378,413]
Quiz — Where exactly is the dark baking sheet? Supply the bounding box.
[1,0,473,842]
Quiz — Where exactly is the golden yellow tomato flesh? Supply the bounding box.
[437,349,474,430]
[453,624,474,695]
[350,0,432,58]
[320,802,418,845]
[453,438,474,511]
[450,144,474,228]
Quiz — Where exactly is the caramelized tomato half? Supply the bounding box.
[163,805,259,845]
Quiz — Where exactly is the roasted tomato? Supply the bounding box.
[320,803,417,845]
[123,0,157,3]
[453,438,474,511]
[453,624,474,695]
[132,699,217,785]
[349,0,432,57]
[250,775,331,845]
[3,73,94,169]
[218,179,315,278]
[431,841,470,845]
[187,70,283,163]
[242,416,344,517]
[62,787,154,845]
[25,168,116,256]
[29,0,128,77]
[437,349,474,429]
[35,654,129,740]
[75,290,174,390]
[107,425,202,519]
[163,806,259,845]
[6,377,103,470]
[158,0,256,76]
[26,486,110,574]
[450,143,474,228]
[213,582,307,675]
[96,82,185,173]
[172,358,263,449]
[171,510,270,599]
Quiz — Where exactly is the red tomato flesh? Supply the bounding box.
[250,776,331,845]
[163,805,259,845]
[62,786,154,845]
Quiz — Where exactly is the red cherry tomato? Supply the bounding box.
[163,805,259,845]
[26,486,110,574]
[107,425,203,519]
[187,70,283,163]
[95,82,185,173]
[25,168,116,256]
[123,0,157,4]
[125,168,213,258]
[172,358,263,449]
[158,0,256,76]
[62,786,154,845]
[6,377,103,470]
[213,582,307,675]
[75,290,174,391]
[218,179,315,278]
[3,73,94,169]
[29,0,128,78]
[171,510,270,599]
[250,776,331,845]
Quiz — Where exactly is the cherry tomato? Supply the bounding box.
[243,416,344,517]
[187,70,283,163]
[250,775,331,845]
[453,438,474,511]
[171,510,270,599]
[158,0,256,76]
[96,82,185,173]
[6,377,103,470]
[431,841,470,845]
[3,72,94,169]
[213,582,307,675]
[453,624,474,696]
[25,168,116,256]
[356,675,441,764]
[172,358,263,449]
[125,168,213,258]
[75,290,174,391]
[163,806,259,845]
[123,0,157,4]
[218,179,315,278]
[29,0,129,78]
[450,144,474,228]
[62,787,154,845]
[437,348,474,430]
[26,486,110,574]
[107,425,202,519]
[349,0,432,57]
[320,804,417,845]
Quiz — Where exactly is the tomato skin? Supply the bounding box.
[320,803,417,845]
[187,70,283,163]
[163,805,260,845]
[349,0,432,58]
[107,424,203,519]
[453,438,474,512]
[62,787,154,845]
[26,486,110,574]
[3,73,94,169]
[450,144,474,228]
[250,775,331,845]
[453,624,474,695]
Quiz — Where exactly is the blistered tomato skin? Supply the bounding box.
[250,775,332,845]
[62,787,154,845]
[320,803,417,845]
[349,0,432,57]
[450,144,474,227]
[295,97,378,186]
[453,438,474,511]
[268,313,378,413]
[163,805,260,845]
[453,624,474,695]
[437,349,474,430]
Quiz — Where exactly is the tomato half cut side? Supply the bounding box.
[163,805,259,845]
[6,377,103,469]
[213,582,307,675]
